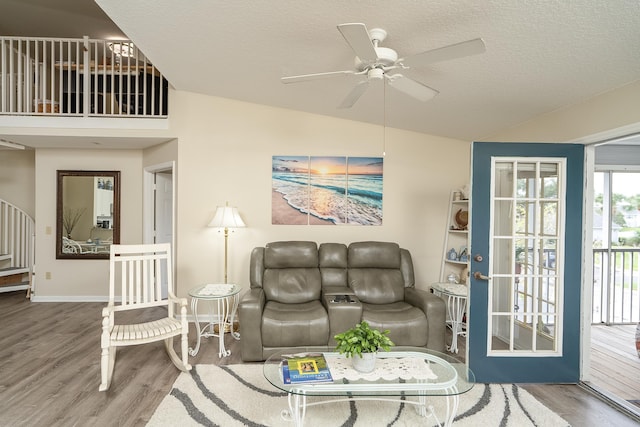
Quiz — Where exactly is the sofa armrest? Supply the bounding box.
[323,295,363,345]
[238,288,266,361]
[405,287,446,353]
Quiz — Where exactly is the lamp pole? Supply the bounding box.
[223,226,229,284]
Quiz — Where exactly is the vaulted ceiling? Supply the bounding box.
[2,0,640,142]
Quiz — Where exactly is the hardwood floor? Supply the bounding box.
[0,290,638,427]
[588,324,640,401]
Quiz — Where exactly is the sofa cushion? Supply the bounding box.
[348,268,404,304]
[262,300,329,347]
[265,241,318,268]
[362,302,428,347]
[348,241,401,269]
[263,268,321,303]
[319,243,348,289]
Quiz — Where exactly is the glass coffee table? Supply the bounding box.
[264,346,474,427]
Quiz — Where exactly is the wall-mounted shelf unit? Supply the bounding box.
[439,190,470,284]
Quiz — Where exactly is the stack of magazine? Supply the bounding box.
[281,352,333,384]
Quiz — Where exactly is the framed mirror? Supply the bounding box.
[56,170,121,259]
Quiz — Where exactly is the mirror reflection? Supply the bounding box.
[56,170,120,259]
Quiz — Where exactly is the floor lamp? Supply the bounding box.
[208,202,246,284]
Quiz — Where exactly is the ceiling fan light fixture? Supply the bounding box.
[368,68,384,80]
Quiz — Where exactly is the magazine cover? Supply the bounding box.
[281,353,333,384]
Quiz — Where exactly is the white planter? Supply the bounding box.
[351,352,377,373]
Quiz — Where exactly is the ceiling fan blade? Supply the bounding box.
[387,74,439,102]
[281,70,355,84]
[338,80,369,109]
[401,38,486,68]
[337,23,378,63]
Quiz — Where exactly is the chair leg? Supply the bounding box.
[181,328,192,371]
[165,337,191,371]
[99,346,116,391]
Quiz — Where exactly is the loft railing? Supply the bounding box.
[592,248,640,324]
[0,36,167,118]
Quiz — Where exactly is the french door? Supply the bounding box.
[469,142,585,382]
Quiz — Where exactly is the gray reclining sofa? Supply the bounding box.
[239,240,446,361]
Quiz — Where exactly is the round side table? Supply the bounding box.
[431,282,468,354]
[188,283,241,358]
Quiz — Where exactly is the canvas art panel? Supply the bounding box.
[272,156,383,225]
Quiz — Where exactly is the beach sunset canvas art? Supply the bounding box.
[272,156,383,225]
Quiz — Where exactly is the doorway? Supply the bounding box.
[143,161,175,299]
[583,134,640,416]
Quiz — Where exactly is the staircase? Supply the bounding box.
[0,199,34,297]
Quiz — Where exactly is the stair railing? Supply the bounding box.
[0,199,35,296]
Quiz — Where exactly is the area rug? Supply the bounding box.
[147,364,570,427]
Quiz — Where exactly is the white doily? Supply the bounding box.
[198,284,234,296]
[325,355,437,381]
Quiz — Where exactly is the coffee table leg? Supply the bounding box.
[283,392,307,427]
[444,387,459,427]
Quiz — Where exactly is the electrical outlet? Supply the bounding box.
[45,272,51,280]
[45,226,52,235]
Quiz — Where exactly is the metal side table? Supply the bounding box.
[431,282,468,354]
[188,283,241,358]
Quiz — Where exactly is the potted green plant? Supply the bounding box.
[334,321,394,373]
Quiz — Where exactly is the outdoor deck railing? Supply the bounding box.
[592,248,640,324]
[0,36,167,118]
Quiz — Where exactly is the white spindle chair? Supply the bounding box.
[99,243,191,391]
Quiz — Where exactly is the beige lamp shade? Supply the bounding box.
[208,205,245,229]
[208,203,245,284]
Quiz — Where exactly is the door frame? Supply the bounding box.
[143,161,176,295]
[143,161,176,246]
[572,122,640,382]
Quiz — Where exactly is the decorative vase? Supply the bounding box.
[352,352,377,373]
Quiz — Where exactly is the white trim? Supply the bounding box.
[0,115,169,130]
[143,161,175,245]
[595,164,640,172]
[143,161,176,300]
[571,122,640,146]
[580,145,595,382]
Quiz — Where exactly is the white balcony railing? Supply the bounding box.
[0,36,167,118]
[593,248,640,324]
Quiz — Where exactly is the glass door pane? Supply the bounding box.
[489,159,564,354]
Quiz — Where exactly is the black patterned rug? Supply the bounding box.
[147,364,570,426]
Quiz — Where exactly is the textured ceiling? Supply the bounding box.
[2,0,640,144]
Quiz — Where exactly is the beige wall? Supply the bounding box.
[485,80,640,142]
[169,91,471,297]
[143,139,178,168]
[0,149,35,217]
[33,149,143,300]
[25,94,469,301]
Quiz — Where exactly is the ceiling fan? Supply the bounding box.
[282,23,486,109]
